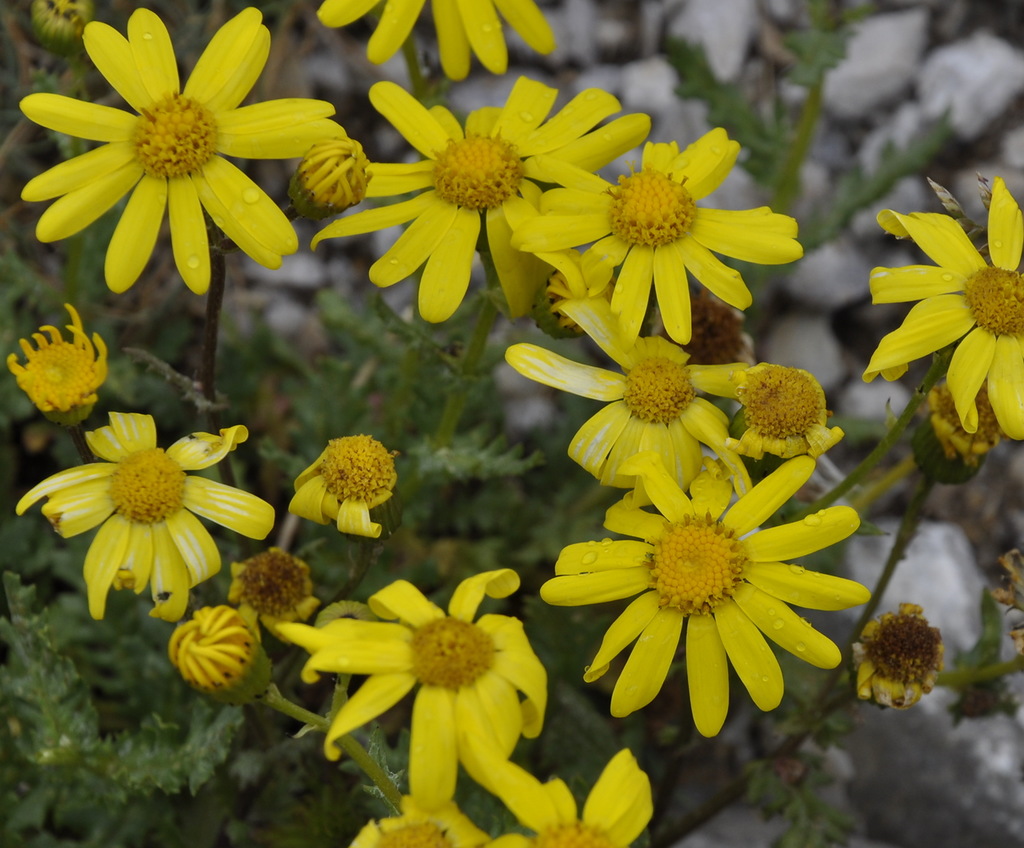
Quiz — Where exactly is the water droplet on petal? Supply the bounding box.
[789,564,805,575]
[388,258,399,265]
[242,188,260,204]
[767,607,776,616]
[482,23,494,33]
[581,551,598,565]
[584,91,597,101]
[761,674,770,683]
[519,111,534,122]
[942,273,953,282]
[795,642,807,652]
[994,240,1004,249]
[772,619,784,630]
[803,513,822,527]
[142,31,153,40]
[186,255,200,269]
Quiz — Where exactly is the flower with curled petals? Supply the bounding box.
[478,749,651,848]
[317,0,556,82]
[512,133,803,346]
[541,451,868,736]
[277,570,546,811]
[351,796,490,848]
[19,7,340,294]
[16,412,274,622]
[505,298,751,493]
[312,77,649,323]
[864,176,1024,439]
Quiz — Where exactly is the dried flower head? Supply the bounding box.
[854,603,944,709]
[228,547,320,635]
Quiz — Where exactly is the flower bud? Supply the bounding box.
[289,132,371,220]
[31,0,94,57]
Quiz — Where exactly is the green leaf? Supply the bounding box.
[408,429,544,482]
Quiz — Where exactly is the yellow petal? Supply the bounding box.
[487,205,548,318]
[325,672,417,758]
[585,593,662,676]
[432,0,471,81]
[365,161,436,198]
[723,455,815,537]
[686,613,730,736]
[671,129,740,200]
[869,265,965,303]
[987,333,1024,439]
[714,600,783,711]
[491,76,557,143]
[168,176,210,294]
[610,607,683,716]
[369,197,457,287]
[184,8,269,112]
[603,498,667,542]
[313,192,436,245]
[517,88,619,156]
[569,402,631,478]
[945,327,996,435]
[38,477,114,538]
[182,476,274,540]
[886,211,986,278]
[493,0,556,53]
[863,295,974,379]
[367,0,424,65]
[34,162,142,243]
[104,175,166,294]
[409,685,458,807]
[16,463,114,516]
[128,9,179,102]
[107,412,158,454]
[22,142,136,202]
[370,80,452,158]
[617,450,693,523]
[988,177,1024,270]
[732,583,841,668]
[164,508,221,585]
[549,113,651,173]
[83,515,132,619]
[744,505,860,561]
[20,93,136,142]
[317,0,381,27]
[653,240,692,343]
[370,579,444,626]
[455,0,507,73]
[689,207,802,265]
[149,521,191,621]
[676,235,751,310]
[83,21,151,112]
[216,101,338,158]
[506,343,625,400]
[513,212,612,253]
[743,561,871,610]
[418,205,480,322]
[540,567,651,605]
[449,569,520,620]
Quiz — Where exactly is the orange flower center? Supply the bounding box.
[109,448,185,524]
[649,516,747,616]
[739,364,825,439]
[134,93,218,178]
[378,822,452,848]
[534,822,616,848]
[609,169,696,247]
[963,266,1024,336]
[410,618,494,689]
[433,135,524,209]
[623,356,694,423]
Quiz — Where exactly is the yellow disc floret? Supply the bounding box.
[134,93,218,179]
[378,822,452,848]
[109,448,186,523]
[433,136,524,210]
[963,266,1024,336]
[649,516,747,616]
[319,434,397,506]
[623,356,695,423]
[608,169,696,247]
[534,822,617,848]
[410,618,495,689]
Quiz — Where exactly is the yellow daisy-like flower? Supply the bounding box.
[312,77,650,322]
[853,603,943,709]
[8,303,107,425]
[926,382,1004,465]
[168,604,271,705]
[864,176,1024,439]
[20,7,340,294]
[317,0,556,82]
[228,547,321,635]
[482,749,651,848]
[505,299,750,492]
[290,434,399,539]
[541,451,868,735]
[277,569,547,811]
[351,796,490,848]
[512,133,803,345]
[16,412,275,622]
[725,363,844,460]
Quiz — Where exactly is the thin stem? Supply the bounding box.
[261,684,403,812]
[846,453,916,514]
[400,31,430,102]
[200,249,227,434]
[67,423,94,463]
[938,654,1024,687]
[792,349,950,519]
[772,83,822,215]
[331,539,383,604]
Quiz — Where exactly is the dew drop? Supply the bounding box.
[942,272,953,281]
[767,607,776,616]
[186,255,200,269]
[584,91,597,101]
[803,513,822,527]
[761,674,770,683]
[519,111,534,122]
[142,31,153,40]
[789,564,805,575]
[481,23,494,33]
[601,538,613,546]
[772,619,785,630]
[242,188,260,204]
[581,551,599,565]
[388,258,399,265]
[212,216,225,228]
[795,642,807,652]
[994,239,1004,249]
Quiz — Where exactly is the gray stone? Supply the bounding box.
[783,238,873,311]
[837,378,912,424]
[760,312,846,391]
[1001,124,1024,170]
[857,102,929,174]
[823,9,930,120]
[244,251,328,291]
[667,0,758,83]
[919,32,1024,141]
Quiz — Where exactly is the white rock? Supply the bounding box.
[837,377,911,423]
[919,32,1024,141]
[845,520,983,652]
[243,251,328,290]
[783,237,872,311]
[667,0,758,83]
[823,9,930,120]
[760,312,846,390]
[1001,124,1024,169]
[619,56,711,144]
[857,101,928,174]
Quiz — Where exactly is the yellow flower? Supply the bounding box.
[725,363,844,460]
[8,303,107,425]
[20,8,340,294]
[927,382,1004,465]
[312,77,650,322]
[277,570,547,811]
[530,248,615,338]
[168,605,271,705]
[16,412,275,621]
[289,434,399,539]
[316,0,556,82]
[512,133,803,345]
[854,603,944,709]
[864,176,1024,439]
[541,451,868,735]
[289,132,372,220]
[228,547,320,635]
[482,749,651,848]
[351,796,490,848]
[505,299,751,492]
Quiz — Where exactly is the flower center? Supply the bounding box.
[378,823,452,848]
[20,343,99,411]
[432,135,524,210]
[623,357,695,423]
[168,606,255,692]
[109,448,186,524]
[134,93,218,179]
[232,549,313,617]
[740,365,824,438]
[534,822,617,848]
[649,516,747,616]
[319,435,397,505]
[864,609,943,683]
[410,618,495,689]
[963,266,1024,336]
[608,169,696,247]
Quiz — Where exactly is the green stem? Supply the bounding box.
[67,423,94,464]
[432,291,499,448]
[261,684,403,812]
[772,83,822,215]
[331,539,383,604]
[846,453,916,514]
[200,248,227,435]
[400,31,430,102]
[938,654,1024,688]
[793,349,950,519]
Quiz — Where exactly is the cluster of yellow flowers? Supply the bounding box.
[12,0,1022,842]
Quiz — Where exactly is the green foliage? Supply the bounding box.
[948,590,1020,722]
